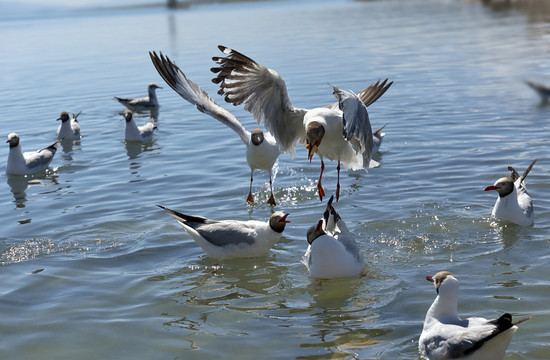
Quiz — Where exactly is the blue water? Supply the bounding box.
[1,0,549,359]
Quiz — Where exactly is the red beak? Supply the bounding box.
[484,185,498,191]
[280,213,291,223]
[426,275,434,283]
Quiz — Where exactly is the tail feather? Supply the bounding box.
[157,205,208,224]
[40,139,60,153]
[72,111,82,122]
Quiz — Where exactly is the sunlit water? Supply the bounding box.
[1,0,549,359]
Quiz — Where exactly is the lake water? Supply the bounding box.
[1,0,549,358]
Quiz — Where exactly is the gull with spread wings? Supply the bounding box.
[150,51,280,205]
[211,45,392,201]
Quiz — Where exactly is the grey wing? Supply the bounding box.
[150,51,251,145]
[26,139,59,168]
[25,150,55,169]
[327,79,393,110]
[519,159,537,184]
[211,45,307,153]
[358,78,393,107]
[332,86,374,169]
[424,324,497,359]
[194,221,256,247]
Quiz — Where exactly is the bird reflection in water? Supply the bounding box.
[7,173,59,209]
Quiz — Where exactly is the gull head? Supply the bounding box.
[123,110,133,123]
[484,177,514,197]
[269,212,290,233]
[57,111,70,122]
[426,271,457,295]
[251,128,265,146]
[6,133,20,147]
[306,122,325,162]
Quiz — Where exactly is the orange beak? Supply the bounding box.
[306,141,319,162]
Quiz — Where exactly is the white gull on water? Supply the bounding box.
[484,159,536,226]
[149,51,281,205]
[419,271,529,360]
[211,45,392,201]
[56,111,81,140]
[157,205,290,259]
[302,195,365,279]
[122,110,156,143]
[6,133,60,175]
[114,83,162,110]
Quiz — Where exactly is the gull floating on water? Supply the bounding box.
[56,111,81,140]
[484,159,536,226]
[6,133,60,175]
[302,195,365,279]
[157,205,290,259]
[211,45,392,201]
[122,110,156,142]
[149,51,281,205]
[419,271,529,360]
[525,80,550,103]
[114,83,162,110]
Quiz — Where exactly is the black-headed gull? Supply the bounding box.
[525,80,550,103]
[484,159,536,226]
[6,133,60,175]
[122,110,157,142]
[302,196,365,279]
[419,271,529,360]
[157,205,290,259]
[114,83,162,110]
[56,111,81,140]
[149,51,280,205]
[211,45,392,201]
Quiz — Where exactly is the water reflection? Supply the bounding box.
[6,173,59,209]
[489,220,523,248]
[301,278,389,359]
[125,140,156,159]
[307,277,362,309]
[59,138,82,158]
[180,256,286,300]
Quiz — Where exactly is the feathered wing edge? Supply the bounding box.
[210,45,307,154]
[332,85,374,169]
[508,159,537,186]
[462,314,530,356]
[157,204,213,226]
[149,50,251,145]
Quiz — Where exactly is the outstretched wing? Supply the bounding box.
[211,45,307,154]
[150,51,251,145]
[327,78,393,110]
[332,86,374,170]
[508,159,537,189]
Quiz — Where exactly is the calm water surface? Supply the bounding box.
[1,0,549,359]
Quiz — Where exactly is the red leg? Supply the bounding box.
[267,171,276,206]
[247,171,254,203]
[317,158,325,201]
